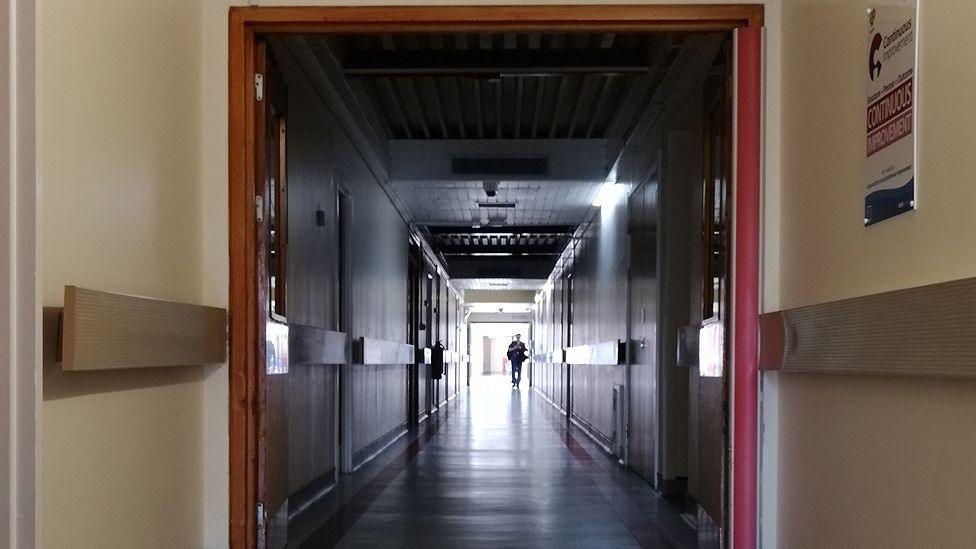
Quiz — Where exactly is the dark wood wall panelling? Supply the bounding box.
[280,41,343,498]
[276,41,445,501]
[569,195,629,446]
[626,178,660,482]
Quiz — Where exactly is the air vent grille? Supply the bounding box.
[451,157,548,176]
[477,202,517,208]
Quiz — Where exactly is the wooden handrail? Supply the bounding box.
[60,286,226,370]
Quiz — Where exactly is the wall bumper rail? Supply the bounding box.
[564,340,626,366]
[289,324,348,366]
[416,346,432,365]
[354,337,414,365]
[56,285,227,370]
[759,276,976,378]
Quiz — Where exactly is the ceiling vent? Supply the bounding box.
[451,157,549,177]
[477,202,517,208]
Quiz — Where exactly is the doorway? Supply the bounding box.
[469,322,531,384]
[228,6,762,549]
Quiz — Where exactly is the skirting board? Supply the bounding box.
[287,468,337,523]
[352,423,409,472]
[759,277,976,378]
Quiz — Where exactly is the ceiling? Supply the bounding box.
[293,31,718,281]
[450,278,547,291]
[326,32,678,141]
[423,225,573,279]
[392,180,598,227]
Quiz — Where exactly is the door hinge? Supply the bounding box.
[256,501,266,531]
[254,73,264,102]
[255,195,264,223]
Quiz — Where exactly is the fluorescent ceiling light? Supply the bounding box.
[592,181,624,207]
[469,252,513,257]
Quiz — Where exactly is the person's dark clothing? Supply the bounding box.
[507,341,528,386]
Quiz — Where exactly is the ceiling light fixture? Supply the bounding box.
[592,181,624,208]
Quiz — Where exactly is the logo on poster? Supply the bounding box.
[869,33,883,81]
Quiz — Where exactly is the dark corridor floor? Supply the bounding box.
[290,375,698,548]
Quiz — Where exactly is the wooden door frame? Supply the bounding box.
[228,5,763,548]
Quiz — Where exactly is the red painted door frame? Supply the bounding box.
[732,26,763,549]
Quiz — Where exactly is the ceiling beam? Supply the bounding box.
[514,76,524,139]
[439,244,565,254]
[530,77,546,138]
[566,75,596,138]
[548,76,568,138]
[406,79,431,139]
[426,224,574,236]
[473,80,484,138]
[429,79,450,138]
[382,77,413,139]
[495,80,503,139]
[341,48,650,77]
[452,79,467,138]
[586,76,615,138]
[445,256,560,279]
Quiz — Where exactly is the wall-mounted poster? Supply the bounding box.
[865,2,917,226]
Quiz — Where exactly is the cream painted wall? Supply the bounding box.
[39,0,207,547]
[779,0,976,309]
[768,0,976,547]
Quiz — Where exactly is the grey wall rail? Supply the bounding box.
[289,325,347,366]
[534,350,565,364]
[355,337,414,365]
[759,276,976,378]
[564,340,626,366]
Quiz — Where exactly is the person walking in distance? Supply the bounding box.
[507,334,528,389]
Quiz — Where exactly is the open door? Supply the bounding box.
[696,35,732,540]
[696,26,762,549]
[254,41,290,549]
[407,242,423,424]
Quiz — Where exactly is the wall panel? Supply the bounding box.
[562,193,629,441]
[626,178,659,482]
[278,44,342,493]
[277,41,411,474]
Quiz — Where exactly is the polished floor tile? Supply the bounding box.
[291,376,697,548]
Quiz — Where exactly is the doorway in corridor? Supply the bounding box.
[469,322,531,383]
[229,6,762,549]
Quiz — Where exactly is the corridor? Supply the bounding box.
[291,376,697,548]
